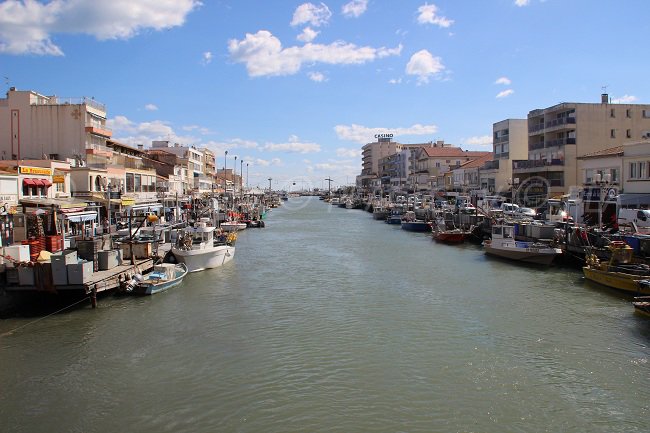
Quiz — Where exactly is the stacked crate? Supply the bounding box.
[76,239,102,271]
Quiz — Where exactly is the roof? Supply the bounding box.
[421,147,491,159]
[457,153,493,169]
[577,145,624,159]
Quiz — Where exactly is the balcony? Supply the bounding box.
[512,159,565,170]
[494,135,509,145]
[85,122,112,138]
[85,143,113,158]
[529,142,545,150]
[544,116,576,132]
[545,137,576,147]
[528,123,545,134]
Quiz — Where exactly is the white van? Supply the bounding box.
[618,208,650,229]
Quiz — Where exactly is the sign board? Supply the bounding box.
[53,175,65,183]
[19,166,52,176]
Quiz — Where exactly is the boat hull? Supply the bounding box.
[372,211,388,220]
[172,245,235,272]
[582,266,650,294]
[221,222,247,232]
[484,243,559,265]
[434,231,466,243]
[401,222,431,232]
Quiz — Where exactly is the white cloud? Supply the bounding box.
[495,76,511,85]
[334,123,438,144]
[342,0,368,18]
[464,135,492,146]
[496,89,514,99]
[145,103,158,111]
[405,49,445,84]
[271,158,282,166]
[297,26,319,42]
[263,135,321,154]
[202,51,213,65]
[308,71,326,82]
[228,30,402,77]
[611,94,638,104]
[315,162,338,170]
[417,4,453,28]
[291,2,332,27]
[336,148,362,158]
[0,0,200,55]
[388,77,402,84]
[254,158,271,167]
[514,0,530,6]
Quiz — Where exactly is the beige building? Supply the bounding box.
[622,140,650,194]
[480,119,528,194]
[513,94,650,203]
[0,87,111,162]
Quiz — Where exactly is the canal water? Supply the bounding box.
[1,196,649,433]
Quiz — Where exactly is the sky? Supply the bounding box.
[1,0,649,191]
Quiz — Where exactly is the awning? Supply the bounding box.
[41,179,52,187]
[23,178,36,186]
[64,211,98,223]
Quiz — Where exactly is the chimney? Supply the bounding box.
[601,93,609,104]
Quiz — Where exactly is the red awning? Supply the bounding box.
[41,179,52,187]
[23,178,36,186]
[33,179,45,186]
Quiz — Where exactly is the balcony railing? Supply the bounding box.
[545,137,576,147]
[35,96,106,112]
[529,142,545,150]
[494,135,509,144]
[512,159,565,169]
[545,117,575,129]
[482,160,499,170]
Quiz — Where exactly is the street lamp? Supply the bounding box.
[595,173,612,229]
[246,163,249,190]
[240,159,244,199]
[234,156,237,196]
[224,150,228,190]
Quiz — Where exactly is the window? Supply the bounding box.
[610,108,615,118]
[644,110,650,118]
[610,129,616,138]
[626,109,632,118]
[126,173,134,192]
[134,174,142,192]
[627,129,632,138]
[630,162,648,179]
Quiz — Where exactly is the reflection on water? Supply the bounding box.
[1,197,649,433]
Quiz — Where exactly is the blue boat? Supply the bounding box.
[127,263,188,295]
[400,211,431,232]
[385,207,404,224]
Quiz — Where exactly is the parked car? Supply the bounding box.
[514,207,537,219]
[501,203,519,216]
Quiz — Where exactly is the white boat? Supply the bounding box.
[483,223,561,265]
[172,218,236,272]
[220,221,247,232]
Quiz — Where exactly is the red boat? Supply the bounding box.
[433,228,467,243]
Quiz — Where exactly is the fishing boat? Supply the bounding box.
[171,218,236,272]
[372,206,388,220]
[483,223,562,265]
[385,206,404,225]
[125,263,188,295]
[400,211,431,232]
[582,242,650,294]
[433,228,468,243]
[220,221,247,232]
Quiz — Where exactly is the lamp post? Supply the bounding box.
[224,150,228,191]
[595,173,611,230]
[234,156,237,196]
[240,159,244,199]
[246,163,249,190]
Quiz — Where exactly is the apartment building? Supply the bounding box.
[480,119,528,194]
[513,94,650,203]
[0,87,111,162]
[414,145,490,191]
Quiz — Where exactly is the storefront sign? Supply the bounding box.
[19,166,52,176]
[374,133,394,139]
[121,198,136,206]
[53,175,65,183]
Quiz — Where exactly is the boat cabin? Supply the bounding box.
[492,224,514,240]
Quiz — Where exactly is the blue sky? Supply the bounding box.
[1,0,649,190]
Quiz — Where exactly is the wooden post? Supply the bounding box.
[90,285,97,309]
